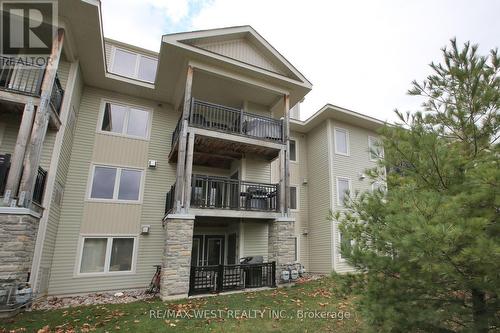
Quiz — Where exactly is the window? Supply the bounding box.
[79,237,135,274]
[290,186,298,210]
[338,231,354,261]
[294,237,299,262]
[111,47,158,83]
[368,136,384,161]
[101,102,150,139]
[336,177,351,206]
[334,128,349,156]
[289,139,297,162]
[89,165,143,202]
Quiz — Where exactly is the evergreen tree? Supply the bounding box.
[333,39,499,332]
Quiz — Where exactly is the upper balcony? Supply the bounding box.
[169,98,284,169]
[0,56,65,121]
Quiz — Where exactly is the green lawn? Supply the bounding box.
[0,276,362,333]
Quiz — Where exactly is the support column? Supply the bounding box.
[268,219,295,285]
[4,99,35,202]
[18,29,64,207]
[160,218,194,300]
[174,66,194,213]
[283,94,291,216]
[183,131,195,210]
[279,149,285,215]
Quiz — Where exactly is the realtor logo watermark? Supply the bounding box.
[0,0,57,66]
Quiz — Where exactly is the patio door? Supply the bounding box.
[191,235,225,266]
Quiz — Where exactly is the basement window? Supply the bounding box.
[111,47,158,83]
[79,237,136,274]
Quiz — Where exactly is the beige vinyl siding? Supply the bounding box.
[244,154,271,183]
[0,113,21,155]
[80,202,142,234]
[195,38,287,76]
[48,86,178,295]
[241,221,268,261]
[92,134,149,167]
[245,101,272,118]
[330,120,379,273]
[37,63,83,294]
[306,122,333,273]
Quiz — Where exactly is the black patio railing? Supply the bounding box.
[189,262,276,295]
[190,99,283,142]
[0,56,44,95]
[165,184,176,214]
[191,175,279,212]
[32,167,47,205]
[50,75,64,116]
[171,116,182,147]
[0,154,11,196]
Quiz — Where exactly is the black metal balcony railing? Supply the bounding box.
[191,175,279,212]
[190,99,283,142]
[0,154,11,196]
[164,176,280,214]
[170,99,284,147]
[32,167,47,205]
[189,262,276,295]
[0,56,64,115]
[0,56,44,95]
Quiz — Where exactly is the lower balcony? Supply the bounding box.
[165,175,280,218]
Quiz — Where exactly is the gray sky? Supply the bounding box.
[101,0,500,122]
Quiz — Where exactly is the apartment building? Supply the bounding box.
[0,0,384,300]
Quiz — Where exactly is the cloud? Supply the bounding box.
[101,0,500,121]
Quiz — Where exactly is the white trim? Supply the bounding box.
[289,138,298,163]
[326,119,335,271]
[0,207,41,218]
[86,164,145,204]
[338,229,346,262]
[96,98,153,141]
[333,127,350,156]
[294,236,300,262]
[290,185,299,211]
[335,177,352,206]
[75,235,138,277]
[110,45,158,83]
[0,122,5,146]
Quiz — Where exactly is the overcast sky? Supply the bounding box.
[101,0,500,122]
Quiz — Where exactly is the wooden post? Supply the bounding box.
[4,99,35,202]
[183,131,195,210]
[18,29,64,207]
[279,149,285,215]
[174,65,194,213]
[283,95,291,216]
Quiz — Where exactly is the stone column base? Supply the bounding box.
[0,213,40,283]
[268,218,295,285]
[160,217,194,301]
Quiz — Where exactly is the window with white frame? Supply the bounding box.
[334,128,349,155]
[89,165,143,201]
[338,231,354,261]
[289,139,297,162]
[336,177,351,206]
[368,136,384,161]
[111,47,158,83]
[290,186,298,210]
[100,102,150,139]
[79,237,135,274]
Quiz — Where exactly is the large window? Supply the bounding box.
[290,186,298,210]
[368,136,384,161]
[289,139,297,162]
[334,127,349,156]
[79,237,135,274]
[101,102,150,139]
[90,165,143,202]
[336,177,351,206]
[111,47,158,83]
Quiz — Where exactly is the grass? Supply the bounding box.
[0,276,363,333]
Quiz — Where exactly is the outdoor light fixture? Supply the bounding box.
[358,172,366,180]
[141,225,151,234]
[148,160,157,168]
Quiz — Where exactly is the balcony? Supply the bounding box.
[165,175,279,214]
[0,56,64,116]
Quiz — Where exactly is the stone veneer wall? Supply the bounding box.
[268,220,296,284]
[0,213,39,282]
[160,218,194,300]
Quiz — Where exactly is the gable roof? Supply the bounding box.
[162,25,312,88]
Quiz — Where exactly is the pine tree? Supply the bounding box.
[333,39,500,332]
